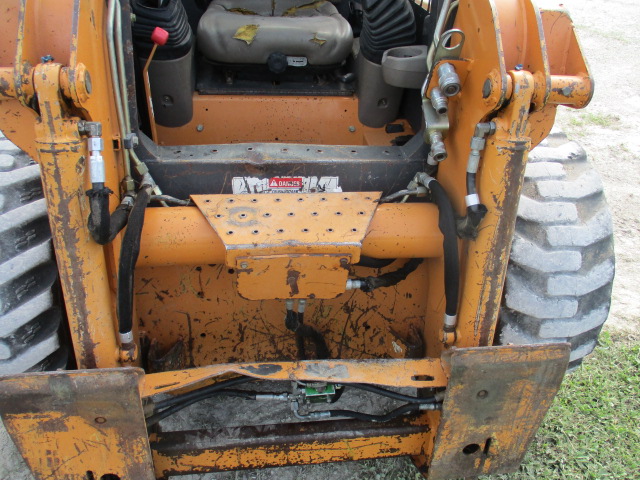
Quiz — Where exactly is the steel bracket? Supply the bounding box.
[192,192,380,299]
[425,343,570,479]
[0,368,155,480]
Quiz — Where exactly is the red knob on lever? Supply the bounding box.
[144,27,170,144]
[151,27,169,46]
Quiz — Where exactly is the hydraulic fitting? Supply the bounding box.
[430,87,448,114]
[79,121,106,184]
[438,63,461,97]
[429,131,448,162]
[422,100,449,162]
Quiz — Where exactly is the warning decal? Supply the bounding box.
[232,176,342,194]
[268,177,303,189]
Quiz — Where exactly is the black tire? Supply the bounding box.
[0,131,67,373]
[498,131,615,369]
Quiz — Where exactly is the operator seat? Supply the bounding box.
[197,0,354,67]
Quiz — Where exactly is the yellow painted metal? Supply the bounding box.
[453,70,536,347]
[191,192,380,299]
[0,368,155,480]
[151,425,434,477]
[236,254,353,299]
[427,343,570,478]
[134,262,431,364]
[32,62,121,368]
[138,203,445,267]
[192,192,380,264]
[155,94,415,146]
[142,358,448,397]
[0,0,597,477]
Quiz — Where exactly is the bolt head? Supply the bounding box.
[84,70,93,95]
[348,126,356,132]
[482,78,492,99]
[477,390,489,399]
[196,124,204,132]
[240,262,248,269]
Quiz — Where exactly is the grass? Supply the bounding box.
[366,328,639,480]
[486,329,640,479]
[568,112,620,129]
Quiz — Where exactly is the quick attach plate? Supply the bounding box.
[426,343,570,479]
[192,192,380,299]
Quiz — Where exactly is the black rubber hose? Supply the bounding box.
[297,323,330,360]
[117,185,152,336]
[328,403,420,422]
[147,388,257,426]
[154,376,255,411]
[295,312,307,360]
[359,258,423,292]
[355,256,396,268]
[466,172,488,223]
[428,180,460,317]
[466,171,476,199]
[285,309,330,360]
[86,185,131,245]
[349,383,437,404]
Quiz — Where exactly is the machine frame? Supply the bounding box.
[0,0,593,478]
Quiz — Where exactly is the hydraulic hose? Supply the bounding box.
[412,173,459,336]
[81,121,132,245]
[87,187,133,245]
[154,376,256,411]
[328,403,421,422]
[349,383,438,404]
[147,388,257,426]
[458,122,495,237]
[462,172,488,231]
[285,305,330,360]
[355,256,396,268]
[355,258,423,292]
[117,177,153,348]
[426,178,459,320]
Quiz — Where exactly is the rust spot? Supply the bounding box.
[242,364,283,375]
[286,269,300,296]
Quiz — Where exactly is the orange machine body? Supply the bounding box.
[0,0,592,478]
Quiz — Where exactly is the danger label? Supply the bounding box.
[268,177,303,189]
[232,176,342,194]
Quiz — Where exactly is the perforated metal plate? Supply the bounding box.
[192,193,380,299]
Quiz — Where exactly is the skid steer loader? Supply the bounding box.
[0,0,614,478]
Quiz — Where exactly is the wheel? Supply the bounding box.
[0,131,67,373]
[498,131,615,369]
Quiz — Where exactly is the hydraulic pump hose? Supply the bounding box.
[87,185,132,245]
[285,309,330,360]
[355,256,396,268]
[357,258,423,292]
[426,178,460,318]
[405,174,459,320]
[117,182,152,342]
[328,403,420,422]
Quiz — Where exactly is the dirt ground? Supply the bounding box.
[1,0,639,479]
